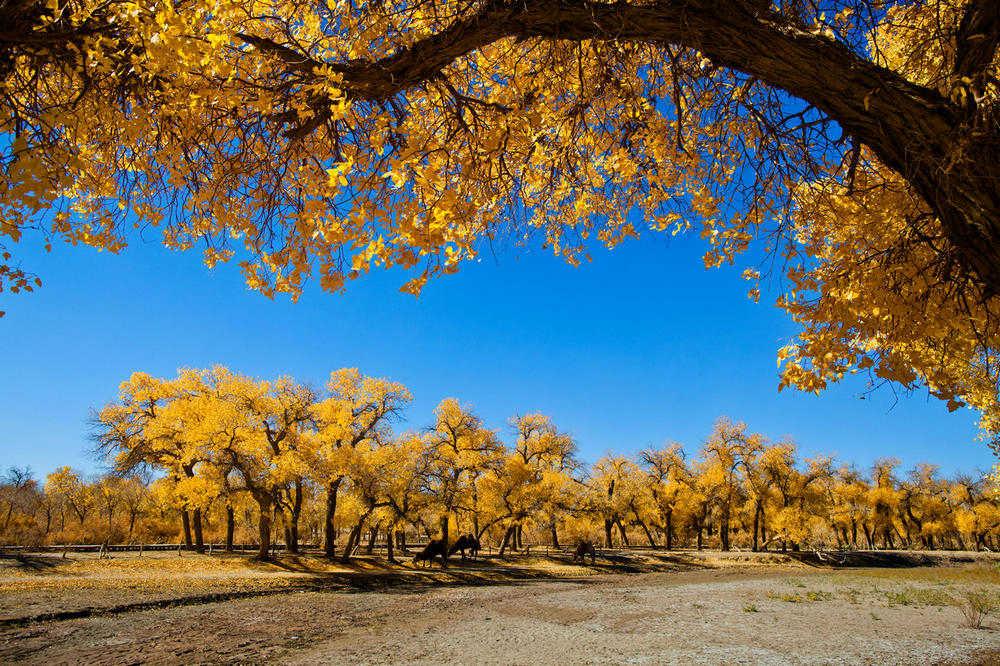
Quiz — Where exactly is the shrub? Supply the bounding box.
[956,590,993,629]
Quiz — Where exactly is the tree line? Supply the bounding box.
[1,367,997,560]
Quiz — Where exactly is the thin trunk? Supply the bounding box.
[752,502,761,552]
[366,523,379,555]
[181,510,193,548]
[439,513,450,563]
[616,520,630,547]
[225,506,235,551]
[550,521,560,549]
[324,477,342,558]
[286,481,303,554]
[498,525,513,555]
[638,519,657,548]
[340,517,366,562]
[193,508,205,552]
[720,506,730,552]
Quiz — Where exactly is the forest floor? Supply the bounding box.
[0,548,998,664]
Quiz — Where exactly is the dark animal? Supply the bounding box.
[412,539,448,568]
[448,534,481,561]
[572,541,597,564]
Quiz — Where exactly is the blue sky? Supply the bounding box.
[0,226,992,482]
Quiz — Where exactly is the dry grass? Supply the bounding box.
[956,590,995,629]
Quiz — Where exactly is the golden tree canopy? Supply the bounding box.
[3,0,999,441]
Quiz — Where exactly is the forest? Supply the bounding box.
[2,367,997,560]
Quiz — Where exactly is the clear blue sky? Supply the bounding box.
[0,226,993,482]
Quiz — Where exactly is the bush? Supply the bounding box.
[956,590,993,629]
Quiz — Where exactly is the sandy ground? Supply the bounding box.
[1,551,998,664]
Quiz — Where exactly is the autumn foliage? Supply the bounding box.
[2,0,1000,464]
[2,368,998,558]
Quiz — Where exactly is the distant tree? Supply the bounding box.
[422,399,503,555]
[307,369,410,557]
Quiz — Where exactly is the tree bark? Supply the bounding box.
[341,519,364,562]
[181,510,193,548]
[193,508,205,552]
[225,506,235,551]
[616,520,630,547]
[752,502,761,552]
[498,525,513,555]
[638,519,657,549]
[324,477,342,558]
[439,513,450,564]
[255,499,272,561]
[387,529,396,563]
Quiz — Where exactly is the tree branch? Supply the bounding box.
[240,0,1000,292]
[955,0,1000,85]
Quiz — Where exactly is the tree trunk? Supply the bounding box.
[366,524,379,555]
[752,502,760,552]
[638,519,657,548]
[665,510,673,551]
[226,506,235,551]
[255,500,272,561]
[497,525,509,555]
[616,520,630,547]
[286,481,303,554]
[341,520,364,562]
[604,519,614,548]
[324,477,342,558]
[181,510,193,548]
[549,521,560,549]
[387,529,396,563]
[439,513,450,564]
[193,508,205,552]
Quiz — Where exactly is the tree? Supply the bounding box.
[3,0,1000,458]
[93,369,219,551]
[0,467,40,544]
[205,368,314,560]
[307,369,410,557]
[422,398,503,555]
[639,443,688,550]
[44,467,93,528]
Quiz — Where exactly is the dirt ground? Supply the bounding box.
[1,550,998,664]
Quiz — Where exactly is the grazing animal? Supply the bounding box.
[412,539,448,568]
[448,535,481,561]
[572,541,597,564]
